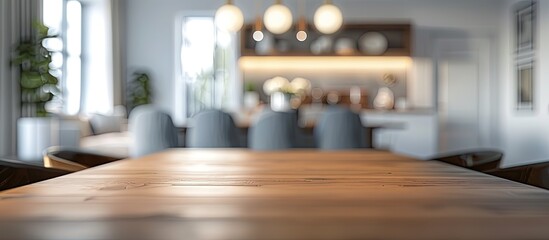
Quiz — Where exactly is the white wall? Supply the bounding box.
[125,0,503,117]
[498,0,549,167]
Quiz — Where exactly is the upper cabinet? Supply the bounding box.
[241,23,412,57]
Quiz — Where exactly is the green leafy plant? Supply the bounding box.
[127,72,153,112]
[12,22,60,117]
[244,82,256,92]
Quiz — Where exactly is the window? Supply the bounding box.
[43,0,113,115]
[176,15,239,124]
[65,0,82,115]
[42,0,82,115]
[42,0,65,113]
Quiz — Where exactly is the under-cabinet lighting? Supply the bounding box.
[239,56,412,71]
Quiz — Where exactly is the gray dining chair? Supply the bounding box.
[249,109,298,150]
[129,105,179,157]
[314,106,367,150]
[186,109,240,148]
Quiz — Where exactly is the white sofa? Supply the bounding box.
[58,113,132,159]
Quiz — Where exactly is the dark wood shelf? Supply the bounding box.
[241,23,412,57]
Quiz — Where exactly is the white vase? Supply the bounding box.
[373,87,395,110]
[17,117,59,162]
[244,91,259,110]
[270,92,291,112]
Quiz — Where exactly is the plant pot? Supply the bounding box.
[244,91,259,110]
[17,117,59,162]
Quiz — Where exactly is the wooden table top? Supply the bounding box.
[1,149,549,240]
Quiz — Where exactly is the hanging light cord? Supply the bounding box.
[298,0,306,31]
[255,0,263,30]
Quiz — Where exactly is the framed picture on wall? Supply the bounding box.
[517,60,534,110]
[516,1,536,54]
[514,0,536,111]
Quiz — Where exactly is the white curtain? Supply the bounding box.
[0,0,42,155]
[111,0,126,107]
[77,0,127,115]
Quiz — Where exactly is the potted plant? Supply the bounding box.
[243,82,259,110]
[127,72,153,114]
[12,22,61,161]
[262,76,311,111]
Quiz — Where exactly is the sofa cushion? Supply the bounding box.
[89,114,122,135]
[54,113,93,137]
[78,117,94,137]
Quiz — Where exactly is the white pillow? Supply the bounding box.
[53,113,93,137]
[89,114,122,135]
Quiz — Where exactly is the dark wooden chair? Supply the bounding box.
[431,150,503,172]
[0,158,70,191]
[486,161,549,190]
[43,147,124,172]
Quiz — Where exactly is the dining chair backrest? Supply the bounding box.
[186,109,240,148]
[249,109,298,150]
[314,106,367,150]
[129,105,179,157]
[486,161,549,190]
[43,146,123,172]
[431,150,503,172]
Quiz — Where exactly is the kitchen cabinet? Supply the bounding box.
[298,106,437,159]
[362,110,438,159]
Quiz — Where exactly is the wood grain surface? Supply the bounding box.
[1,149,549,240]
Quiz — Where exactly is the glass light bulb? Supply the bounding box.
[253,30,264,41]
[296,30,307,41]
[314,3,343,34]
[263,4,293,34]
[215,4,244,32]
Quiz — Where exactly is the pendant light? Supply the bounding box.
[215,0,244,32]
[296,17,307,41]
[253,17,264,41]
[314,0,343,34]
[252,1,264,41]
[263,0,293,34]
[295,0,307,41]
